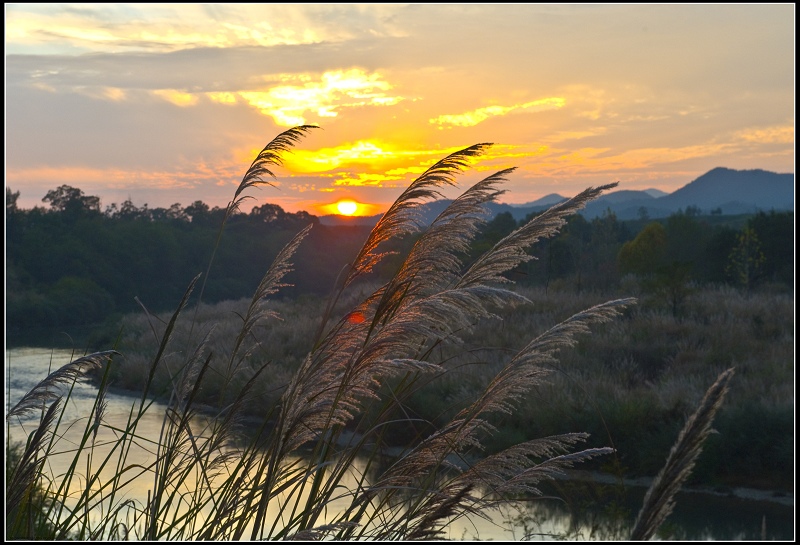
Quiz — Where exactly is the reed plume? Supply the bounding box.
[191,125,318,339]
[336,143,491,296]
[278,148,503,459]
[458,182,618,290]
[630,367,735,540]
[345,299,633,539]
[6,399,62,519]
[231,125,319,214]
[6,351,118,420]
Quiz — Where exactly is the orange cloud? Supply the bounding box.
[6,164,230,192]
[101,87,127,101]
[234,69,403,125]
[152,89,199,107]
[139,69,403,124]
[430,97,565,127]
[735,125,794,144]
[511,143,738,178]
[206,91,237,104]
[332,172,405,187]
[283,140,399,173]
[66,86,130,102]
[384,166,428,176]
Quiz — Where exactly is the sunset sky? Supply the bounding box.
[5,4,795,216]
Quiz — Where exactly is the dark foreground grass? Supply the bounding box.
[6,128,734,540]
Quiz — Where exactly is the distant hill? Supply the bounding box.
[590,167,793,220]
[643,188,668,198]
[509,193,567,208]
[656,167,793,211]
[318,167,794,226]
[562,167,793,220]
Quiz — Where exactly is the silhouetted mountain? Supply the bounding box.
[582,191,655,219]
[656,167,793,211]
[582,167,793,220]
[319,168,794,226]
[594,190,656,204]
[644,188,668,198]
[416,201,551,224]
[509,193,567,208]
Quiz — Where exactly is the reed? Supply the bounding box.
[630,367,735,540]
[5,128,730,540]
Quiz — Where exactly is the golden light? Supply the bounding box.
[429,97,566,127]
[235,69,402,126]
[336,199,358,215]
[282,140,398,173]
[152,89,199,107]
[317,199,379,217]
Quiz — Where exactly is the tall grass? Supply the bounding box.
[6,128,731,540]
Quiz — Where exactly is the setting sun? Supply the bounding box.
[317,199,379,217]
[336,199,358,215]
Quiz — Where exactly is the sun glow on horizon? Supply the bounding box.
[317,199,376,216]
[336,199,358,215]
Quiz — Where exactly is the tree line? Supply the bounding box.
[6,185,367,336]
[478,206,792,316]
[6,185,793,338]
[495,205,792,289]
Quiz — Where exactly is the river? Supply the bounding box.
[5,347,794,540]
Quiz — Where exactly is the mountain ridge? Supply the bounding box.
[318,167,794,225]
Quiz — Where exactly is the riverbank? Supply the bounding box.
[561,470,794,507]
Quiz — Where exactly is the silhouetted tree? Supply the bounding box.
[747,211,793,285]
[726,227,765,291]
[42,185,101,219]
[184,200,213,225]
[250,203,287,224]
[618,222,667,277]
[588,210,623,289]
[7,187,20,212]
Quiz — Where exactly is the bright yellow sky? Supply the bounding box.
[5,4,795,216]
